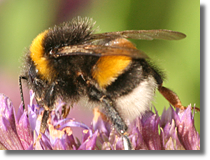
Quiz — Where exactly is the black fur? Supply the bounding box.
[43,17,95,54]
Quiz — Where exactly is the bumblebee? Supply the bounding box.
[19,17,198,150]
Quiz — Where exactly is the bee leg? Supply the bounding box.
[158,85,200,111]
[34,110,50,147]
[101,97,132,150]
[62,104,71,118]
[88,87,132,150]
[122,134,132,150]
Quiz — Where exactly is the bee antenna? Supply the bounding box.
[19,76,27,110]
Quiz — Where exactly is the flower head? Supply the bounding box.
[0,92,200,150]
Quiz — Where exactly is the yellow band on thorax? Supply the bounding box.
[30,30,54,81]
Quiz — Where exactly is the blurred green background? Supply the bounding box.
[0,0,200,132]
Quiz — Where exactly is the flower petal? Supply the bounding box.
[78,130,98,150]
[16,111,33,149]
[129,122,148,150]
[0,94,24,150]
[159,106,173,128]
[0,117,24,150]
[0,94,16,132]
[141,111,161,150]
[173,105,200,150]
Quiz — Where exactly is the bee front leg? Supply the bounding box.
[34,83,56,148]
[34,110,50,147]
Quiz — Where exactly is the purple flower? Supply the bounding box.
[0,92,200,150]
[0,92,95,150]
[84,105,200,150]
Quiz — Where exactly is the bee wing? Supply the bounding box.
[91,29,186,40]
[54,45,149,59]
